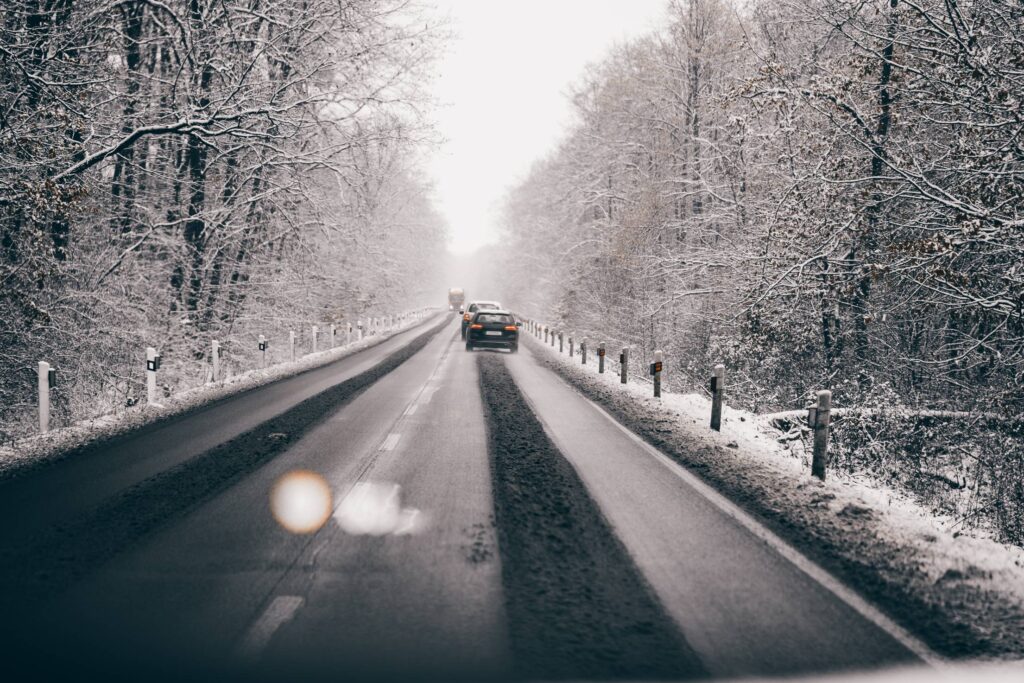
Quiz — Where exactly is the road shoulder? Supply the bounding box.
[520,335,1024,662]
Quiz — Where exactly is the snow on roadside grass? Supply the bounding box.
[525,332,1024,657]
[0,313,440,481]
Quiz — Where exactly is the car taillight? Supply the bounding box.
[470,323,483,329]
[503,325,517,331]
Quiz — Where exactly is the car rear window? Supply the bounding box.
[476,314,513,324]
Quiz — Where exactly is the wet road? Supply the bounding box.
[0,316,923,681]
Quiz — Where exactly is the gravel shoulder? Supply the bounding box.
[524,335,1024,661]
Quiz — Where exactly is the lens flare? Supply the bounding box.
[334,482,426,536]
[270,469,332,534]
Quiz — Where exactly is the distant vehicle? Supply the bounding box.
[461,300,502,339]
[465,310,520,353]
[448,288,465,311]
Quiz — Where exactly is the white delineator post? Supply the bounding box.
[258,335,267,369]
[653,350,664,398]
[38,361,51,434]
[598,342,606,373]
[211,340,221,382]
[620,347,629,384]
[347,322,352,346]
[146,347,158,405]
[811,390,833,480]
[289,330,296,361]
[710,364,725,431]
[330,324,336,349]
[357,320,364,342]
[312,325,319,354]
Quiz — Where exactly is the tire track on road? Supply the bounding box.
[477,353,707,680]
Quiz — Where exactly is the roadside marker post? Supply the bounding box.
[38,361,51,433]
[258,335,267,369]
[544,327,549,344]
[569,337,574,357]
[652,350,663,398]
[212,340,221,382]
[620,347,629,384]
[559,332,564,353]
[550,329,555,348]
[330,324,336,349]
[146,347,158,404]
[581,339,587,365]
[357,320,364,342]
[347,322,352,346]
[710,364,725,431]
[312,325,319,354]
[811,390,833,480]
[289,330,296,361]
[598,342,606,373]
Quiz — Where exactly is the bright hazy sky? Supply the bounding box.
[427,0,668,254]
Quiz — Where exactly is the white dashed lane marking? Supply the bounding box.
[236,595,304,660]
[380,433,401,451]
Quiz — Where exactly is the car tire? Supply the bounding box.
[465,342,473,351]
[510,344,519,354]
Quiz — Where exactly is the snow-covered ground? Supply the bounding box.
[0,310,439,481]
[524,329,1024,659]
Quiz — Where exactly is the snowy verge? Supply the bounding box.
[0,312,444,482]
[524,333,1024,661]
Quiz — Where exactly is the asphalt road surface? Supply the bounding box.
[0,315,923,681]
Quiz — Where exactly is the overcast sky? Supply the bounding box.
[426,0,667,254]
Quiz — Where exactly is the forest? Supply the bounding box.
[1,0,449,435]
[493,0,1024,543]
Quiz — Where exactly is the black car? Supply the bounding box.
[465,310,520,352]
[460,300,502,339]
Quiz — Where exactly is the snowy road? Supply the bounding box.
[0,315,923,680]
